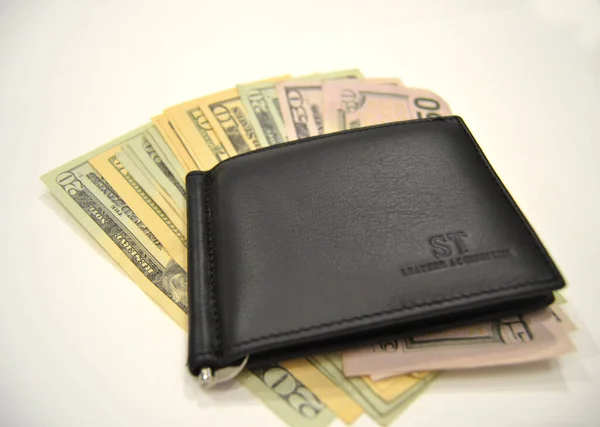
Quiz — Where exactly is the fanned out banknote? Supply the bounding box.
[343,306,574,380]
[321,79,451,133]
[41,69,574,427]
[41,123,354,427]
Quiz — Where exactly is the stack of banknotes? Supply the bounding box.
[41,69,575,426]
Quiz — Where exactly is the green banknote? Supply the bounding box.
[40,125,189,328]
[42,124,338,427]
[240,366,335,427]
[115,149,186,223]
[310,354,437,426]
[123,127,187,192]
[238,77,290,147]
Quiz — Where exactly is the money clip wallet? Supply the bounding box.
[186,116,564,382]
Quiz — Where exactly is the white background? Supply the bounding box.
[2,0,600,425]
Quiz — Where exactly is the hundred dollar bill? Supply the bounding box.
[89,145,187,270]
[309,354,437,426]
[151,114,198,174]
[344,308,574,380]
[163,101,230,170]
[40,125,189,329]
[238,75,291,147]
[196,88,261,153]
[121,130,187,212]
[277,70,365,141]
[322,81,452,133]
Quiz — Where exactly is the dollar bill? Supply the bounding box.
[115,149,186,223]
[43,126,347,427]
[196,88,261,154]
[89,145,188,270]
[98,125,371,424]
[344,308,574,380]
[277,80,326,140]
[163,101,230,170]
[151,114,198,173]
[121,131,187,213]
[239,366,335,427]
[42,72,468,426]
[40,125,189,329]
[309,354,437,426]
[361,371,431,402]
[132,122,188,185]
[238,75,291,147]
[277,70,365,141]
[281,357,434,423]
[322,81,452,133]
[280,359,364,424]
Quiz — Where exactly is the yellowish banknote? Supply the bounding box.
[123,128,187,195]
[41,124,189,329]
[89,145,188,271]
[151,114,198,174]
[280,359,363,424]
[362,372,431,402]
[163,101,229,170]
[117,141,186,221]
[196,88,262,154]
[43,125,345,427]
[114,149,185,223]
[310,354,437,426]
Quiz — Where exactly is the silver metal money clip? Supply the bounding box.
[198,355,249,388]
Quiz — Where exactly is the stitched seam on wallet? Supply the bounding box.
[204,173,222,356]
[201,116,561,351]
[225,279,557,349]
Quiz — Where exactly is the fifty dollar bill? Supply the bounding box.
[277,69,364,141]
[322,80,452,133]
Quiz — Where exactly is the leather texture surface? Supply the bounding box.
[186,116,564,375]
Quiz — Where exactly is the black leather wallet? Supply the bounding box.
[186,116,564,376]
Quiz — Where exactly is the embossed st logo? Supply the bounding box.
[429,231,469,258]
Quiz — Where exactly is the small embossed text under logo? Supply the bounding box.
[400,231,513,277]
